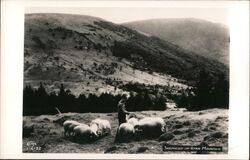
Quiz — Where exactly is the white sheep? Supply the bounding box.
[90,118,111,136]
[73,124,98,141]
[116,122,135,142]
[135,117,166,138]
[127,117,139,127]
[89,122,98,132]
[63,120,81,137]
[115,117,139,142]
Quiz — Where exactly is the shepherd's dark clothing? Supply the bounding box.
[115,98,130,142]
[117,99,129,125]
[118,112,126,125]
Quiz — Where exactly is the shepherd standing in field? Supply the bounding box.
[117,95,130,125]
[115,95,130,142]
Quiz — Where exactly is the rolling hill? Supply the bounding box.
[22,14,229,152]
[24,14,228,96]
[124,18,230,65]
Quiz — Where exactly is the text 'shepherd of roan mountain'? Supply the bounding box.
[24,13,228,96]
[124,18,230,65]
[23,13,229,154]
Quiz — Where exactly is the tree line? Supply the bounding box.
[23,70,229,115]
[23,83,166,116]
[175,70,229,111]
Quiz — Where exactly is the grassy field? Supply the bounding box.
[23,108,228,154]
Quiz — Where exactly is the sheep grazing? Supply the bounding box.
[116,122,135,142]
[127,117,139,127]
[90,118,111,137]
[63,120,81,137]
[73,124,98,141]
[115,117,139,142]
[135,117,166,138]
[89,123,99,136]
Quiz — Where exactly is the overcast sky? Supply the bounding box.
[26,7,229,26]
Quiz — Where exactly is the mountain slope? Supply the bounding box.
[24,14,228,95]
[124,18,230,65]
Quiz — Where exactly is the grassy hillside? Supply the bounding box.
[124,18,230,65]
[23,109,228,153]
[24,14,229,113]
[25,13,190,95]
[25,14,228,90]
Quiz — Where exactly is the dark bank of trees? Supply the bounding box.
[23,83,166,116]
[112,40,229,87]
[23,69,229,115]
[176,70,229,111]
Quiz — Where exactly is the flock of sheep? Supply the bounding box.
[63,115,166,143]
[63,118,111,141]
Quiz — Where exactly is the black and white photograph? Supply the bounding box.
[0,0,249,159]
[22,7,230,154]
